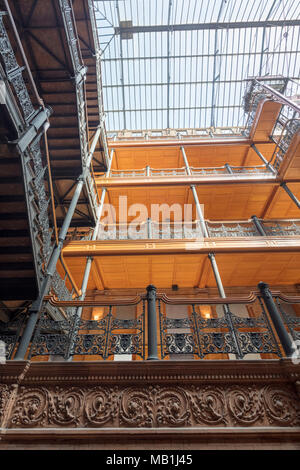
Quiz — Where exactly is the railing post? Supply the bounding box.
[258,282,294,357]
[146,165,150,177]
[251,215,267,236]
[146,285,159,360]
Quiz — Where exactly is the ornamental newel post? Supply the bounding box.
[146,284,159,360]
[258,282,294,357]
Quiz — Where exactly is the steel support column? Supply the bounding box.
[280,182,300,209]
[146,284,159,360]
[208,253,243,359]
[66,149,115,360]
[181,146,191,176]
[258,282,294,357]
[190,184,208,237]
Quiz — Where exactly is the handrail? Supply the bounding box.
[106,164,272,176]
[255,79,300,114]
[269,117,300,168]
[44,289,300,307]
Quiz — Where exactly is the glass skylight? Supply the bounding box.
[93,0,300,131]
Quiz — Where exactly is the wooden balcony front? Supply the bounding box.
[1,287,300,449]
[0,358,299,449]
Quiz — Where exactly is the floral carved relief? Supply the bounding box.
[7,383,300,429]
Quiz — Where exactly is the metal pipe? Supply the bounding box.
[180,146,192,175]
[208,253,243,359]
[208,253,226,298]
[14,174,85,360]
[66,147,115,359]
[14,132,105,360]
[146,285,159,360]
[280,182,300,209]
[251,215,267,236]
[147,218,152,239]
[44,128,59,246]
[258,282,294,357]
[225,163,233,174]
[106,148,114,178]
[251,143,277,174]
[190,185,208,237]
[65,185,108,361]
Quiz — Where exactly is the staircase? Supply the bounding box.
[0,141,41,300]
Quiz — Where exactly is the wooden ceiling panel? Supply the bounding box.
[265,183,300,218]
[100,183,291,221]
[196,183,276,220]
[63,251,300,292]
[112,143,276,170]
[113,147,181,170]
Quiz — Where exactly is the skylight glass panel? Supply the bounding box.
[93,0,300,131]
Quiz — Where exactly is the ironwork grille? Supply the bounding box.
[28,301,145,360]
[158,299,281,359]
[276,298,300,343]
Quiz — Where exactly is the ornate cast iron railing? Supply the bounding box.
[59,0,103,223]
[107,164,273,178]
[0,9,76,310]
[28,299,146,360]
[1,289,299,361]
[158,298,281,359]
[92,218,300,241]
[0,316,26,360]
[275,297,300,343]
[243,77,288,138]
[0,12,52,282]
[268,79,300,171]
[243,77,300,172]
[107,126,246,141]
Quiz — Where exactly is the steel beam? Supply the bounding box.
[114,20,300,35]
[280,182,300,209]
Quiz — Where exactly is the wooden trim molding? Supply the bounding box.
[62,237,300,257]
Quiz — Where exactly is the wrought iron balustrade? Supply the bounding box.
[59,0,106,222]
[107,126,246,142]
[0,12,52,283]
[1,288,298,361]
[92,218,300,241]
[243,77,300,172]
[275,297,300,343]
[243,77,288,138]
[28,300,146,360]
[0,9,77,310]
[158,298,281,359]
